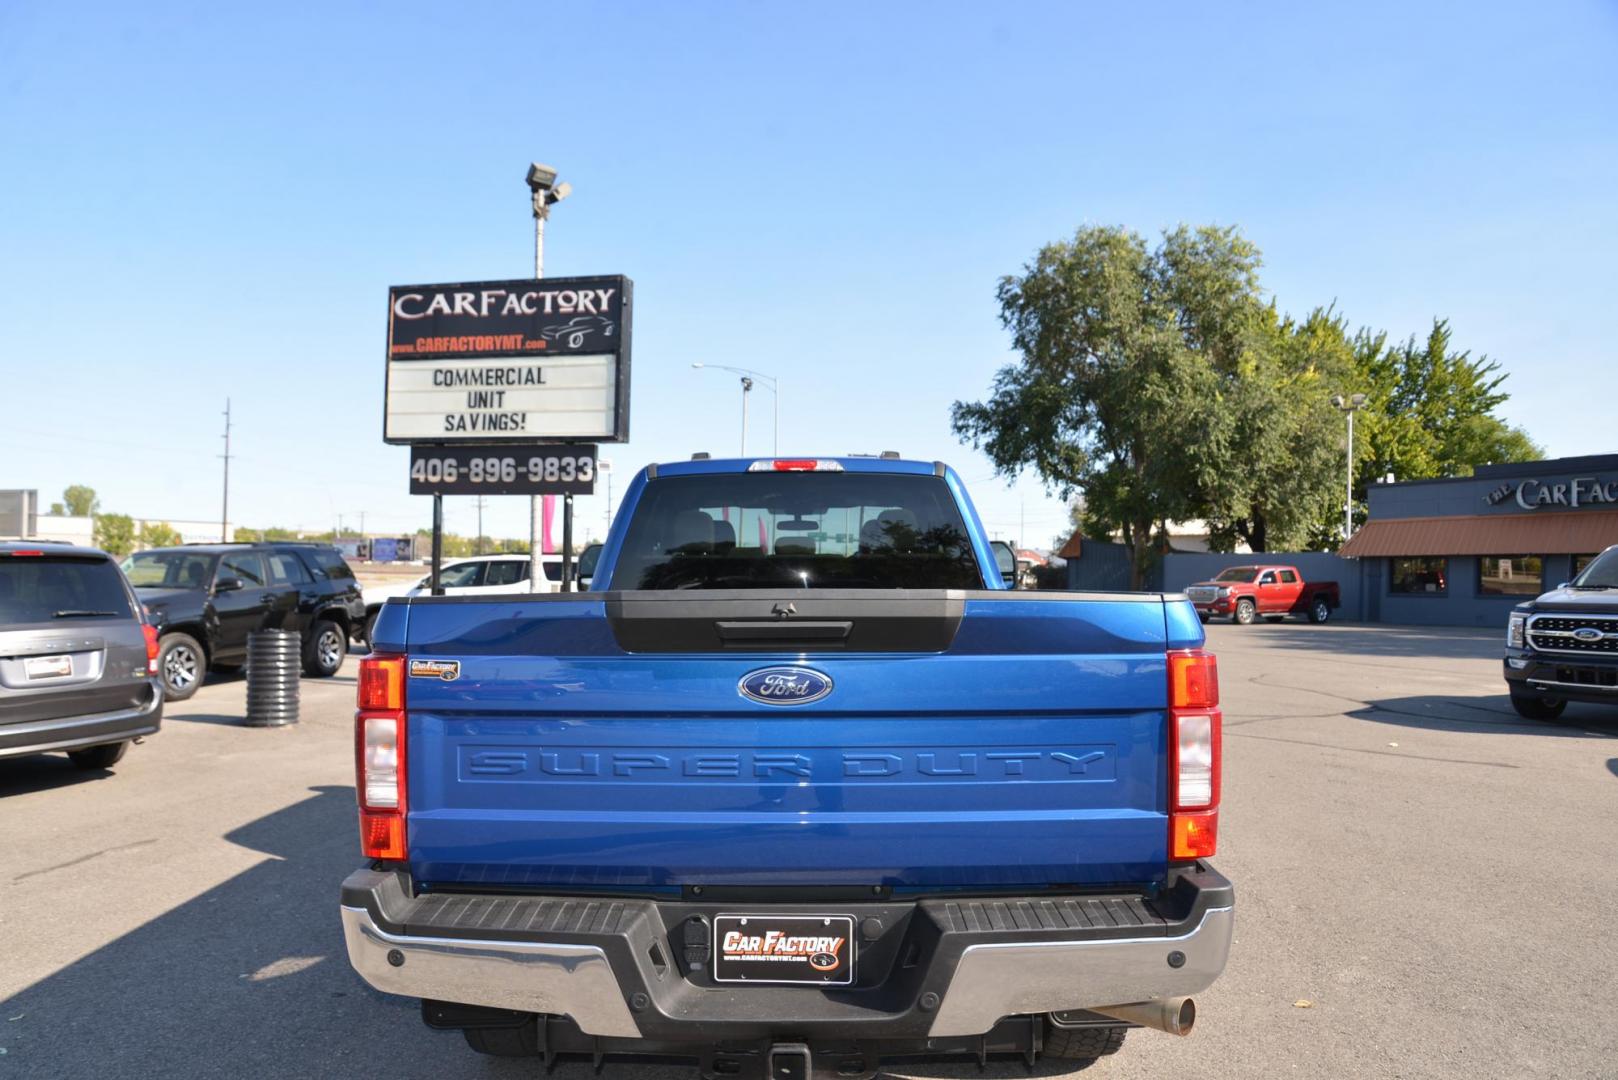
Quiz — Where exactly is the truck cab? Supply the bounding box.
[340,457,1233,1074]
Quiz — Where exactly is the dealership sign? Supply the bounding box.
[384,275,632,444]
[1485,475,1618,511]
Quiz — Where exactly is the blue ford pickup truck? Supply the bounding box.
[340,456,1232,1075]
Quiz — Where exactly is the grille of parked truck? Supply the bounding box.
[338,456,1233,1074]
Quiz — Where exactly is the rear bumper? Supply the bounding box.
[0,683,163,759]
[339,864,1233,1042]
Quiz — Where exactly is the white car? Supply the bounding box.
[362,555,569,640]
[405,554,566,597]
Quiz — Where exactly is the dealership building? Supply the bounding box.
[1339,454,1618,626]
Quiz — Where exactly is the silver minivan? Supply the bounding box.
[0,542,163,771]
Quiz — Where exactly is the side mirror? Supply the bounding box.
[988,540,1019,589]
[215,576,244,593]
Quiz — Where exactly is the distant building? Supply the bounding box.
[0,489,233,546]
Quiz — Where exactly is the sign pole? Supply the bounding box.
[430,493,444,596]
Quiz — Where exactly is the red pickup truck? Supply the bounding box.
[1184,565,1340,625]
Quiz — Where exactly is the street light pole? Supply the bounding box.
[692,364,779,455]
[525,163,573,591]
[1331,393,1368,540]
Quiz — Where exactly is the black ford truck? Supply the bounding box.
[1504,543,1618,719]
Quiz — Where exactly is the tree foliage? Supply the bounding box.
[955,225,1541,575]
[93,513,136,557]
[62,485,99,517]
[138,521,182,549]
[952,224,1265,585]
[1343,320,1540,521]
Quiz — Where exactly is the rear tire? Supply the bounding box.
[1308,597,1332,624]
[1234,598,1257,625]
[68,741,129,770]
[1043,1022,1127,1062]
[303,620,346,677]
[462,1026,539,1057]
[1509,689,1566,720]
[157,632,205,701]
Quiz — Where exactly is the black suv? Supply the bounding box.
[0,542,163,770]
[121,543,366,701]
[1504,543,1618,719]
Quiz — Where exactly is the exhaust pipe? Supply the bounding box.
[1088,997,1196,1036]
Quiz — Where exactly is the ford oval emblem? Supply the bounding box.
[1573,627,1604,642]
[738,666,833,706]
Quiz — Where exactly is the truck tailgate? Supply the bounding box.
[395,593,1180,891]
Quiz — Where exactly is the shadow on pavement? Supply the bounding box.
[1353,694,1618,738]
[1228,624,1501,660]
[0,784,530,1079]
[1608,758,1618,778]
[0,754,112,797]
[163,712,247,727]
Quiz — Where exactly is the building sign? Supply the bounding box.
[1485,476,1618,511]
[409,444,597,496]
[384,275,631,444]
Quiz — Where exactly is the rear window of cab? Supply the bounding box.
[607,472,983,590]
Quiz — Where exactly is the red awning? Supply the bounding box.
[1340,510,1618,557]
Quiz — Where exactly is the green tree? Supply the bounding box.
[93,513,136,556]
[952,224,1263,586]
[1199,306,1357,552]
[49,502,65,515]
[138,521,182,549]
[1335,319,1541,532]
[63,485,99,517]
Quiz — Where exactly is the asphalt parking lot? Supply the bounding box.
[3,624,1616,1079]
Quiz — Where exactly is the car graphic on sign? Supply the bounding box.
[541,315,615,349]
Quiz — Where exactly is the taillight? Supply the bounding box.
[142,625,160,675]
[1168,649,1221,861]
[355,656,407,860]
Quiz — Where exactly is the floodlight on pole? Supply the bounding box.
[691,363,780,455]
[1331,392,1369,540]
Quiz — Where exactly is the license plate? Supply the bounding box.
[24,654,73,680]
[713,914,855,986]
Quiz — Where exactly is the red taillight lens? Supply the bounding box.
[358,656,404,710]
[142,625,160,675]
[1169,650,1218,709]
[355,656,407,860]
[1171,809,1219,860]
[1168,649,1221,861]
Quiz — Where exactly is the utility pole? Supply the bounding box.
[219,398,232,542]
[475,496,486,555]
[740,377,753,455]
[600,459,614,534]
[525,162,573,591]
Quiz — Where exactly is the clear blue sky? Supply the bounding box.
[3,1,1614,549]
